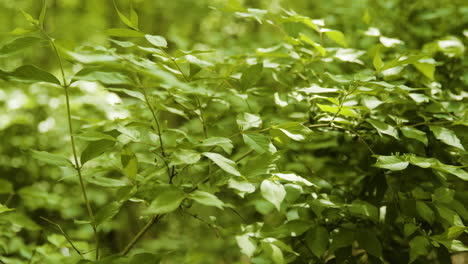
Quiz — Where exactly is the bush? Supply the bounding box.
[0,1,467,263]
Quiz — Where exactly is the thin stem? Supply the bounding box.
[404,120,453,127]
[141,87,166,157]
[40,216,83,257]
[64,81,100,260]
[43,30,99,260]
[120,215,162,256]
[181,210,220,237]
[332,125,375,155]
[329,84,357,126]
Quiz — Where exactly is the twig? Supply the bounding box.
[120,215,162,256]
[181,210,220,237]
[141,87,166,157]
[39,216,83,257]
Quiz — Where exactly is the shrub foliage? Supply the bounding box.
[0,1,467,263]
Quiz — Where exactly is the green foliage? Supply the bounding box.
[0,0,467,263]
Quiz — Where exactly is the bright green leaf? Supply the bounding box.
[30,150,72,167]
[190,190,224,209]
[260,180,286,211]
[203,152,241,176]
[374,155,409,171]
[429,126,465,150]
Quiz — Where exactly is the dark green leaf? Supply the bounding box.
[95,202,122,227]
[0,37,42,57]
[241,63,263,89]
[305,226,329,258]
[7,65,61,85]
[145,185,185,214]
[189,190,224,209]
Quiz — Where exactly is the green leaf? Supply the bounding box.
[317,104,360,118]
[413,62,435,80]
[146,185,186,215]
[273,172,315,187]
[0,37,42,57]
[374,155,409,171]
[121,147,138,181]
[373,46,383,71]
[107,88,145,101]
[81,139,115,166]
[228,179,255,198]
[404,223,418,237]
[39,0,47,27]
[323,29,348,47]
[356,229,382,258]
[262,242,284,264]
[272,122,310,142]
[170,149,201,166]
[401,126,428,146]
[106,28,145,37]
[305,226,329,258]
[241,63,263,89]
[20,10,38,25]
[347,200,378,221]
[260,180,286,211]
[199,137,233,154]
[435,204,464,227]
[73,67,134,85]
[367,119,399,139]
[409,236,430,263]
[429,126,465,150]
[242,133,270,154]
[145,34,168,48]
[299,33,326,56]
[189,190,224,209]
[237,112,262,131]
[438,240,468,252]
[130,9,139,28]
[0,179,13,194]
[202,152,241,176]
[95,201,122,227]
[114,0,139,30]
[380,54,426,72]
[7,65,61,85]
[30,150,72,167]
[75,131,116,141]
[416,201,435,224]
[236,234,256,258]
[0,204,14,214]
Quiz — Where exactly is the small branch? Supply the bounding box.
[181,210,220,237]
[331,125,375,155]
[40,216,83,257]
[235,149,255,163]
[404,120,453,127]
[141,87,166,157]
[120,215,162,256]
[228,208,246,224]
[329,84,357,126]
